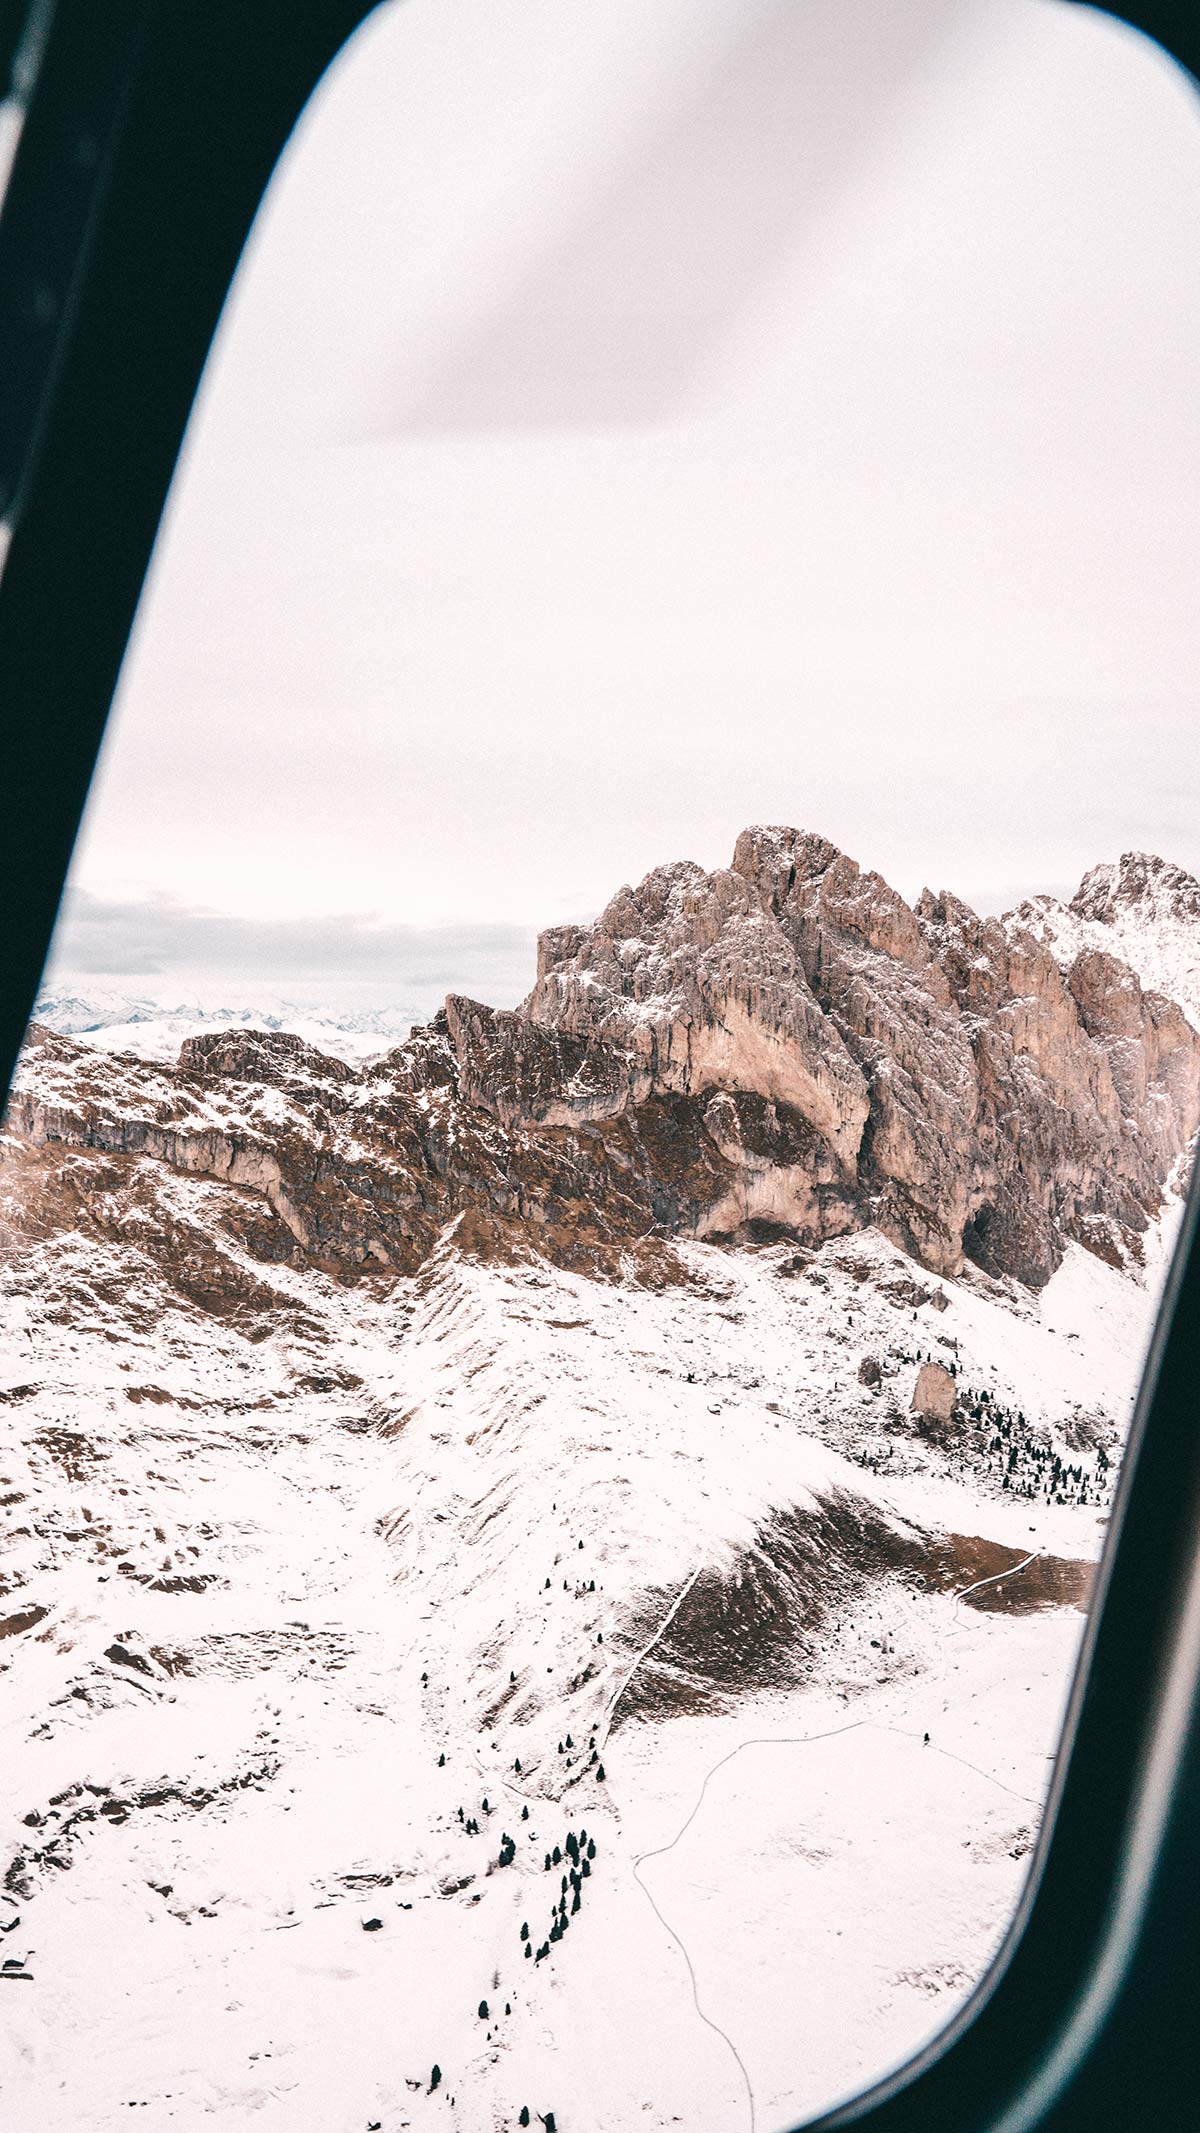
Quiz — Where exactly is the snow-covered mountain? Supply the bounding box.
[1009,849,1200,1033]
[1,828,1195,2132]
[32,987,417,1065]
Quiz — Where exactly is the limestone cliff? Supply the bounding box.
[4,830,1197,1296]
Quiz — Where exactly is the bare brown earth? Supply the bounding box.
[610,1503,1093,1726]
[917,1534,1093,1614]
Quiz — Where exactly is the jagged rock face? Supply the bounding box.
[524,859,870,1169]
[913,898,1135,1284]
[1011,850,1200,1035]
[732,830,978,1275]
[442,995,631,1130]
[4,829,1198,1296]
[918,897,1200,1283]
[1071,852,1200,930]
[523,826,1199,1285]
[1,1020,794,1302]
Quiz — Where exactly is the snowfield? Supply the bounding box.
[0,1175,1181,2131]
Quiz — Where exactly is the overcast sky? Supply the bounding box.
[46,0,1200,1010]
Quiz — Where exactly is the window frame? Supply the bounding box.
[0,4,1198,2125]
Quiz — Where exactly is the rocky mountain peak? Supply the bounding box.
[523,842,869,1166]
[1070,850,1200,927]
[5,827,1198,1301]
[1010,849,1200,1036]
[178,1026,355,1089]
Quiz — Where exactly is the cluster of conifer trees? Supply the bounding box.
[954,1385,1105,1505]
[852,1345,1109,1508]
[522,1825,597,1964]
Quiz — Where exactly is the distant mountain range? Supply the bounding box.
[30,987,418,1065]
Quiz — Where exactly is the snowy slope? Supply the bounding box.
[0,1187,1180,2132]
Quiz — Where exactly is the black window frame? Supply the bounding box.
[0,4,1198,2126]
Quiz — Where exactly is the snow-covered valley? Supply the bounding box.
[0,1204,1177,2132]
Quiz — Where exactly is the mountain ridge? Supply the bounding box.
[1,829,1195,2130]
[8,828,1199,1297]
[1009,847,1200,1035]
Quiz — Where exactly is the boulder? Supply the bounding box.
[911,1362,956,1422]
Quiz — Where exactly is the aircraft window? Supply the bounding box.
[0,2,52,199]
[2,3,1199,2127]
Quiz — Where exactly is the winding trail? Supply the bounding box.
[952,1547,1042,1613]
[600,1554,708,1746]
[628,1544,1055,2133]
[632,1720,871,2133]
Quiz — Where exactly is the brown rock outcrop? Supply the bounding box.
[5,827,1198,1300]
[524,858,870,1168]
[912,1363,956,1422]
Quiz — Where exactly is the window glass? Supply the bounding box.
[3,4,1199,2127]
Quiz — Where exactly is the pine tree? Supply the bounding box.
[544,2112,557,2131]
[596,1765,605,1782]
[430,2066,441,2091]
[479,2000,489,2021]
[522,1805,529,1820]
[571,1889,581,1913]
[521,1922,529,1940]
[520,2111,530,2127]
[438,1752,445,1767]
